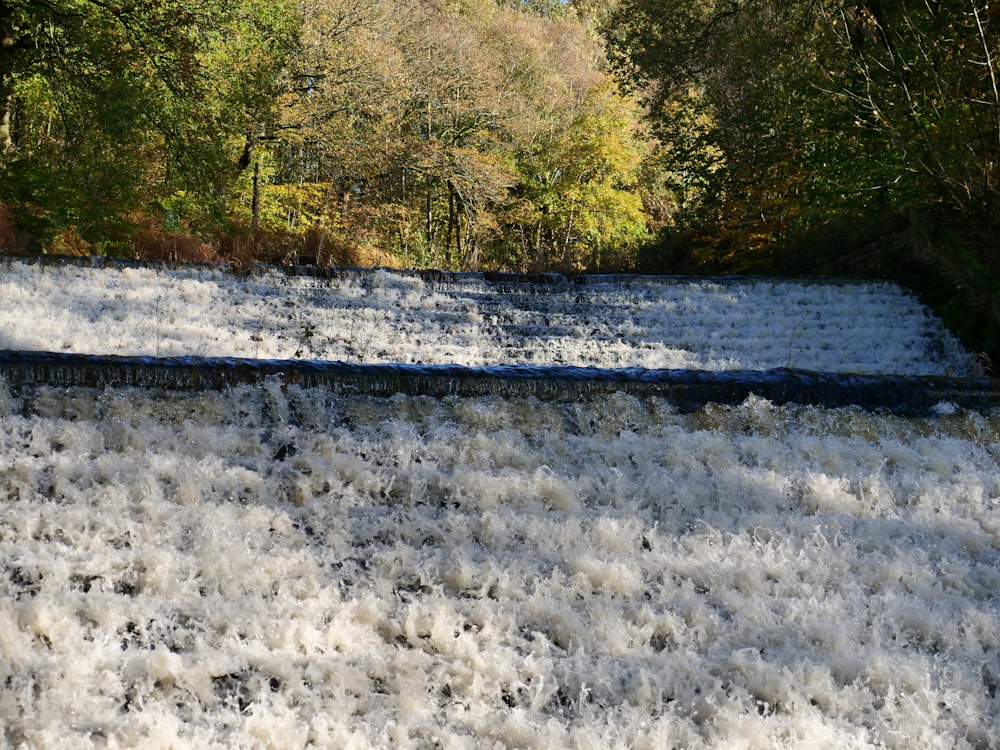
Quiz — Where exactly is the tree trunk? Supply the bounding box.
[561,207,575,270]
[1,3,21,155]
[426,185,437,267]
[0,74,14,155]
[447,183,456,262]
[250,155,261,233]
[251,150,263,232]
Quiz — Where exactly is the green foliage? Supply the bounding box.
[605,0,1000,271]
[0,0,659,269]
[817,0,1000,222]
[0,0,299,248]
[498,79,651,271]
[250,0,657,271]
[8,0,998,280]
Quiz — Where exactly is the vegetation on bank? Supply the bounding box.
[1,0,999,360]
[0,0,656,272]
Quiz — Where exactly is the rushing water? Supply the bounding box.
[0,260,976,375]
[1,382,998,748]
[0,259,998,748]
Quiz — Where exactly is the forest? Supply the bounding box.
[1,0,1000,353]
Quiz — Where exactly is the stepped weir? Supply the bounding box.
[2,257,999,748]
[1,350,998,414]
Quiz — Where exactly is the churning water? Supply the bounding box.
[0,260,997,748]
[0,260,977,375]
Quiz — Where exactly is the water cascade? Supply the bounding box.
[0,258,978,375]
[1,257,998,749]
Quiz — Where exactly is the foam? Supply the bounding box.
[0,383,997,747]
[0,262,976,375]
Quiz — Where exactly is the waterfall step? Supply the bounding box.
[0,257,976,376]
[2,350,996,414]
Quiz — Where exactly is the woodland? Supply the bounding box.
[1,0,1000,355]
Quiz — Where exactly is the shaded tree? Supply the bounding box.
[0,0,299,245]
[604,0,1000,270]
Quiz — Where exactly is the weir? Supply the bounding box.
[0,255,980,375]
[1,350,997,414]
[3,256,1000,748]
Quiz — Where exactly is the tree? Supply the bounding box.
[499,78,651,271]
[816,0,1000,224]
[258,0,655,271]
[0,0,658,268]
[604,0,1000,270]
[602,0,827,266]
[0,0,299,245]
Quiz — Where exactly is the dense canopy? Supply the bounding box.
[0,0,653,271]
[1,0,999,299]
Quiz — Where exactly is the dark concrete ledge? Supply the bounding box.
[1,350,997,415]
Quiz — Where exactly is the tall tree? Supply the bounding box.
[817,0,1000,224]
[0,0,299,244]
[604,0,1000,269]
[603,0,826,266]
[260,0,654,270]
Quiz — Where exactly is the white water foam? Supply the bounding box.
[0,261,993,747]
[0,263,976,375]
[1,383,997,748]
